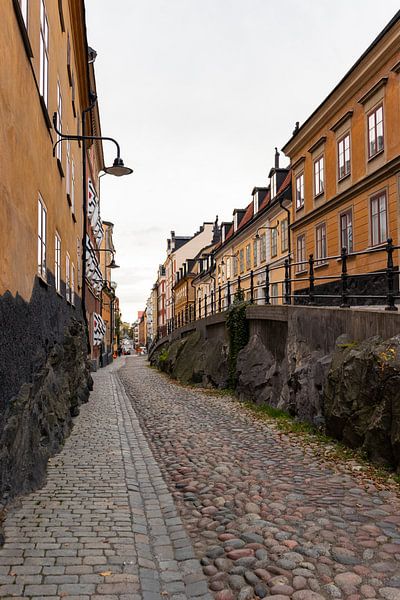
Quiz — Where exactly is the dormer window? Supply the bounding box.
[253,192,260,214]
[234,212,239,232]
[270,174,277,199]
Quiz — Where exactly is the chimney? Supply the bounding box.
[275,147,280,169]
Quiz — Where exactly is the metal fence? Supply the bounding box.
[160,238,399,336]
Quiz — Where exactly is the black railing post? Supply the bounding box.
[227,281,231,307]
[284,259,290,304]
[199,298,201,319]
[211,290,214,314]
[218,286,221,312]
[265,265,270,304]
[309,254,315,305]
[340,247,349,308]
[237,275,241,290]
[250,270,254,304]
[386,238,398,311]
[205,294,208,318]
[193,301,196,321]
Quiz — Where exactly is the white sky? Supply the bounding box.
[85,0,399,323]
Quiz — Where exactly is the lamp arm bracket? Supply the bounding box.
[52,112,121,158]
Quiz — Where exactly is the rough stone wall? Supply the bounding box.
[0,278,93,503]
[152,316,400,472]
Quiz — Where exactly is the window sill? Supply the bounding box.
[367,242,388,250]
[336,252,356,261]
[295,204,305,213]
[314,261,329,269]
[368,148,384,162]
[295,269,308,276]
[57,158,64,178]
[314,191,325,200]
[338,172,351,183]
[39,96,52,130]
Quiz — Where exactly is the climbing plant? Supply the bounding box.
[226,292,249,388]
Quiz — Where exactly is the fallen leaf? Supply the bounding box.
[100,571,112,577]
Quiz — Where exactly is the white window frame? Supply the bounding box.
[340,209,353,254]
[19,0,28,27]
[38,196,47,279]
[71,263,75,305]
[39,0,49,107]
[314,156,324,197]
[316,223,327,265]
[260,233,267,262]
[296,234,306,273]
[338,133,351,180]
[253,239,258,267]
[71,159,75,214]
[271,227,278,258]
[56,80,62,162]
[66,252,70,302]
[281,219,288,252]
[295,172,304,209]
[271,283,279,305]
[368,105,384,159]
[55,232,61,293]
[270,174,277,199]
[370,191,387,246]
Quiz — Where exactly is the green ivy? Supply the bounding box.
[226,293,249,388]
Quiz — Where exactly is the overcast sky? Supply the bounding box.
[85,0,399,323]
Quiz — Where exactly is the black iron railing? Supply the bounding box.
[159,239,399,337]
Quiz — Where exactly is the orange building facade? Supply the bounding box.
[282,13,400,305]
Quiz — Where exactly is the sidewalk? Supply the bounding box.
[0,359,210,600]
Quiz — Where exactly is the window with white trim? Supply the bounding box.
[316,223,327,265]
[66,252,70,302]
[245,244,251,270]
[253,239,258,267]
[271,283,279,305]
[314,156,324,196]
[71,263,75,305]
[271,227,278,258]
[338,134,350,179]
[296,234,306,273]
[66,140,71,198]
[270,174,277,199]
[39,0,49,107]
[56,81,62,162]
[368,105,384,159]
[370,191,387,246]
[260,233,266,262]
[38,196,47,279]
[55,233,61,293]
[295,172,304,209]
[340,210,353,254]
[281,219,288,252]
[71,159,75,214]
[239,248,244,273]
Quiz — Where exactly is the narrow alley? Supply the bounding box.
[1,357,400,600]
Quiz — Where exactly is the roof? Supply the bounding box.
[218,172,291,250]
[282,10,400,153]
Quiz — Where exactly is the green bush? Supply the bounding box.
[226,294,249,388]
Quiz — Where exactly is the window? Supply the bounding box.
[316,223,327,265]
[314,156,324,196]
[271,227,278,257]
[338,134,351,179]
[239,249,244,273]
[55,233,61,293]
[71,264,75,305]
[271,283,279,305]
[37,196,47,279]
[370,191,387,246]
[226,257,231,279]
[67,32,72,84]
[245,244,251,270]
[295,173,304,209]
[270,174,277,199]
[368,105,384,158]
[340,210,353,253]
[233,255,238,277]
[253,239,258,267]
[281,219,288,252]
[66,140,71,199]
[296,234,306,273]
[66,253,70,302]
[56,81,63,163]
[39,0,49,107]
[71,159,75,214]
[260,233,266,262]
[18,0,28,27]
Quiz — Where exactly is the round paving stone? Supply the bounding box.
[379,589,400,600]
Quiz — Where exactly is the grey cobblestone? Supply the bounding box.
[0,359,210,599]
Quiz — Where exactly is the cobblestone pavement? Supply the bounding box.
[118,357,400,600]
[0,360,210,600]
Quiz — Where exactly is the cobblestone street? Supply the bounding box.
[1,357,400,600]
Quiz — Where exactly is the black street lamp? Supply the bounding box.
[254,224,279,240]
